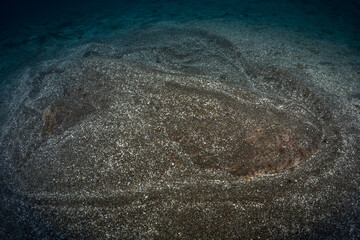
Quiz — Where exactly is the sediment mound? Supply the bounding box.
[1,27,359,239]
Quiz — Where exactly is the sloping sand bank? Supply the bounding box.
[1,23,360,239]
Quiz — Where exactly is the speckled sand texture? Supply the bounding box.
[1,22,360,239]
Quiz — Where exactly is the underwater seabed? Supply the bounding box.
[0,1,360,239]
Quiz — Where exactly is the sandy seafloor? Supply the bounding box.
[0,0,360,239]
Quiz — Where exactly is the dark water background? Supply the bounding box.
[1,0,360,42]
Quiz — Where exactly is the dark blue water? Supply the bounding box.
[1,0,359,37]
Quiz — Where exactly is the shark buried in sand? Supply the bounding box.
[1,26,359,239]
